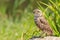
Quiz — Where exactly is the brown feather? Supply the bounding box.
[33,9,53,36]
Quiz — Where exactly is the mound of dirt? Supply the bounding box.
[30,36,60,40]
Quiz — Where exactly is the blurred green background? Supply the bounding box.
[0,0,60,40]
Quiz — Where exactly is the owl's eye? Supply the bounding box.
[37,11,40,13]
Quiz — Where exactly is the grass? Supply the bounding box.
[37,0,60,36]
[0,0,60,40]
[0,12,40,40]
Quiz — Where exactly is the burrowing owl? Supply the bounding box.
[33,9,53,36]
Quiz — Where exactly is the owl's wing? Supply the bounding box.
[40,17,49,25]
[40,18,52,31]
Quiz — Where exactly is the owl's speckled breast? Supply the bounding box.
[34,16,40,25]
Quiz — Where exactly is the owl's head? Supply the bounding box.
[33,9,43,17]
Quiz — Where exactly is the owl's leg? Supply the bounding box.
[46,31,53,36]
